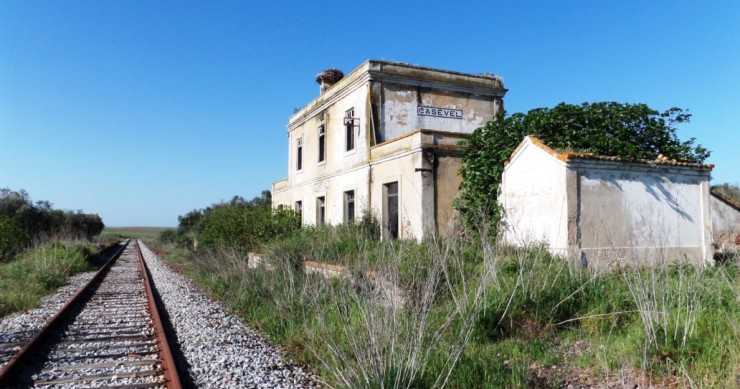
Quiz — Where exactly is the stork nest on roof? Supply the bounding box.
[316,68,344,84]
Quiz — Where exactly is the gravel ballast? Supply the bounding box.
[0,268,100,370]
[138,241,321,388]
[2,242,321,388]
[1,243,128,370]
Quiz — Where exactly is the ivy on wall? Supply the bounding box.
[457,102,711,232]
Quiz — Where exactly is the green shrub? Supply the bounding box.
[712,182,740,203]
[0,188,104,243]
[171,191,300,253]
[0,216,28,262]
[158,228,178,244]
[0,242,95,317]
[198,203,299,254]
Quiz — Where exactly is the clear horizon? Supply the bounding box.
[2,1,738,227]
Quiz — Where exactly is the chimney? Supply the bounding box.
[316,68,344,94]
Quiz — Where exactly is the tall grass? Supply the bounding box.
[0,241,99,317]
[477,245,632,341]
[296,234,495,388]
[623,262,704,370]
[157,229,740,388]
[162,224,495,388]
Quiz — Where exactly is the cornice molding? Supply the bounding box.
[367,71,507,97]
[288,72,372,131]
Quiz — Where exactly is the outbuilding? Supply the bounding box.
[500,136,715,267]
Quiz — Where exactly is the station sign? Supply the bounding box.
[417,106,463,119]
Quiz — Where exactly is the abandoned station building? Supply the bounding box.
[272,60,739,266]
[271,60,506,239]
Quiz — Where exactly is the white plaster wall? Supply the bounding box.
[271,186,289,210]
[278,81,372,226]
[500,143,569,253]
[324,84,370,171]
[288,167,370,226]
[288,84,370,190]
[710,194,740,249]
[577,163,711,265]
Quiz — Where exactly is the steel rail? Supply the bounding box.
[0,240,130,386]
[134,239,183,389]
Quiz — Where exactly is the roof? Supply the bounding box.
[711,188,740,212]
[507,135,714,169]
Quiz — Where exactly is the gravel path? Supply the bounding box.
[138,241,321,388]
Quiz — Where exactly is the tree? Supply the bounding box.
[712,183,740,203]
[177,210,203,235]
[158,229,178,244]
[0,188,105,242]
[0,216,28,262]
[458,102,710,231]
[171,190,299,253]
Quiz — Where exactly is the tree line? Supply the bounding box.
[0,188,104,261]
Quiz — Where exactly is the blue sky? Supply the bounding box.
[1,1,738,227]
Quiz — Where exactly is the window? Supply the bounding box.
[295,201,302,223]
[384,182,399,239]
[318,125,326,163]
[316,196,325,226]
[345,108,355,151]
[344,190,355,223]
[296,137,303,171]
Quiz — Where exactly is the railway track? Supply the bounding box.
[0,240,181,389]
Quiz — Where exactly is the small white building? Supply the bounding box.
[500,136,715,267]
[272,60,507,239]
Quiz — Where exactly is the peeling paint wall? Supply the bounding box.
[434,152,464,237]
[710,193,740,249]
[575,162,711,267]
[380,83,499,142]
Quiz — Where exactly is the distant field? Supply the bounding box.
[102,227,173,240]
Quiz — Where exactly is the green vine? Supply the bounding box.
[457,102,711,232]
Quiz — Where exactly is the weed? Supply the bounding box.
[0,241,97,317]
[154,226,740,388]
